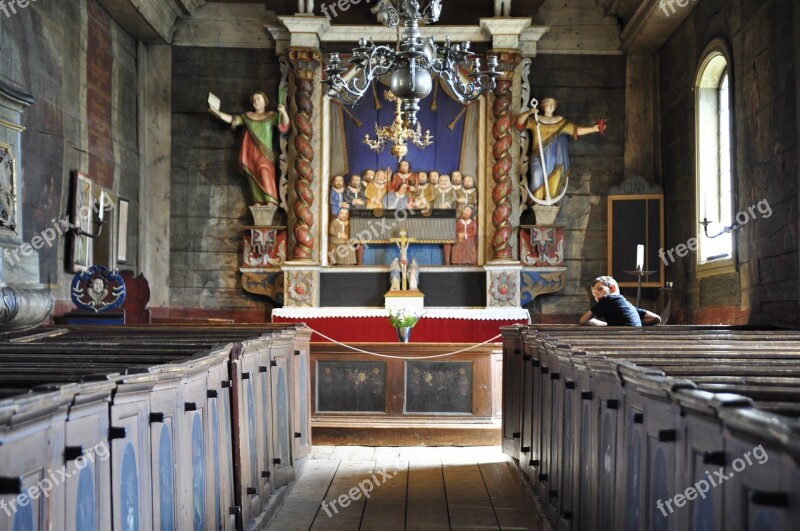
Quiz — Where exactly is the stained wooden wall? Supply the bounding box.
[659,0,799,325]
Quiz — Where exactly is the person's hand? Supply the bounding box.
[277,104,286,113]
[596,118,607,135]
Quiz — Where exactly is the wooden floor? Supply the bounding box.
[266,446,542,531]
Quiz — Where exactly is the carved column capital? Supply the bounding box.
[288,48,323,77]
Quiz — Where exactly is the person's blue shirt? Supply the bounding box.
[590,293,642,326]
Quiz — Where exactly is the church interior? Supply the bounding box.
[1,0,799,529]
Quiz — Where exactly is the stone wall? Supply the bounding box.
[526,54,628,319]
[0,0,140,307]
[170,47,281,320]
[659,0,798,325]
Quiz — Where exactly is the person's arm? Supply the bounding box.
[579,310,607,326]
[638,308,662,326]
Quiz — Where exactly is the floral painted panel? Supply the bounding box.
[317,361,386,412]
[405,361,472,413]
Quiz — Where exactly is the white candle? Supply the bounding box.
[98,192,104,221]
[636,244,644,271]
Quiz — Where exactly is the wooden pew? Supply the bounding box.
[502,325,800,531]
[0,324,310,531]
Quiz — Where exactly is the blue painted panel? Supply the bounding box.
[598,411,614,528]
[650,446,669,531]
[341,84,466,177]
[192,413,205,531]
[211,399,221,530]
[362,243,444,266]
[277,367,290,466]
[120,442,140,531]
[11,501,33,531]
[299,355,308,445]
[691,452,714,530]
[626,428,642,531]
[76,464,96,531]
[261,373,270,468]
[561,391,573,511]
[158,424,175,531]
[579,401,592,530]
[247,382,258,487]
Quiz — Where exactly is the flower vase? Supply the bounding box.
[395,326,412,343]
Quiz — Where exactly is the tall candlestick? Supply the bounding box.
[636,244,644,271]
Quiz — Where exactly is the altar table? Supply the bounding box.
[271,307,530,343]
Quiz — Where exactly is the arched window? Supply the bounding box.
[696,41,734,272]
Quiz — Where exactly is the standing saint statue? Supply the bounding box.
[408,258,420,291]
[389,258,401,291]
[515,97,606,204]
[209,92,290,205]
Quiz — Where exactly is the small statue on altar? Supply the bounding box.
[329,175,347,217]
[390,160,414,192]
[329,208,357,265]
[366,170,389,209]
[389,258,401,291]
[391,228,417,290]
[456,175,478,215]
[494,0,511,16]
[297,0,314,14]
[344,174,366,209]
[449,206,478,265]
[434,174,457,209]
[408,258,420,291]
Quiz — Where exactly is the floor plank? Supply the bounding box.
[266,446,539,531]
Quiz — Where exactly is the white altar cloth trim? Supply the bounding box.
[273,307,531,321]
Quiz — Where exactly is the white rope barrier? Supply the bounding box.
[305,325,502,360]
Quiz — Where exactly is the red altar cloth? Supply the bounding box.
[271,308,530,343]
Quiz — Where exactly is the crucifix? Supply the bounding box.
[390,228,417,290]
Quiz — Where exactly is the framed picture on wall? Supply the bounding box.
[0,142,18,238]
[70,171,93,272]
[607,193,665,288]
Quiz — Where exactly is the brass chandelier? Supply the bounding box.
[323,0,501,128]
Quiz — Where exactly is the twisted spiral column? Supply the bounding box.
[491,78,514,260]
[289,49,320,260]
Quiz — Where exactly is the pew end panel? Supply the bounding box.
[269,334,297,488]
[147,368,185,531]
[109,374,157,531]
[721,409,800,531]
[291,327,313,465]
[64,381,116,531]
[501,326,525,458]
[0,391,70,531]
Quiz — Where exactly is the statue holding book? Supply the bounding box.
[209,91,290,206]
